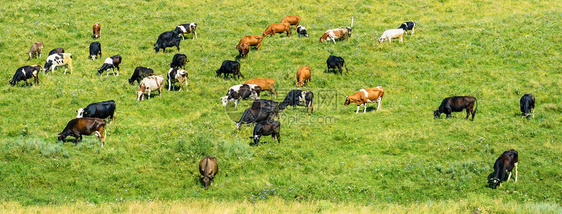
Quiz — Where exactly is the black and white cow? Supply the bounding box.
[174,23,198,40]
[44,53,73,74]
[154,31,181,53]
[129,67,154,85]
[76,100,116,120]
[236,107,276,130]
[167,68,189,91]
[296,25,309,37]
[398,21,416,36]
[89,42,102,60]
[326,55,347,76]
[216,60,244,80]
[98,55,122,76]
[48,48,64,56]
[221,84,261,108]
[520,94,535,119]
[489,149,518,189]
[170,53,188,69]
[10,65,41,86]
[250,120,281,146]
[278,90,314,113]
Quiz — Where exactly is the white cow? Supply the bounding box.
[378,29,404,44]
[137,75,164,101]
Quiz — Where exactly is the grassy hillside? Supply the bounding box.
[1,0,561,212]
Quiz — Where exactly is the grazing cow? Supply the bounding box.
[137,75,164,101]
[262,22,291,37]
[221,84,261,108]
[58,118,106,147]
[175,23,197,40]
[319,18,353,43]
[236,106,276,130]
[236,35,263,56]
[296,66,311,87]
[489,149,518,189]
[281,15,301,28]
[326,55,347,75]
[252,99,280,119]
[10,65,41,87]
[520,94,535,119]
[378,29,404,44]
[76,100,116,120]
[296,25,309,37]
[129,67,154,85]
[398,21,416,36]
[250,121,281,146]
[199,156,218,189]
[170,53,188,69]
[344,86,385,114]
[433,96,478,120]
[244,78,276,97]
[98,55,122,76]
[28,41,44,59]
[216,60,244,80]
[167,68,189,91]
[89,41,102,60]
[48,48,64,56]
[44,53,73,74]
[278,90,314,113]
[154,31,181,53]
[92,22,101,39]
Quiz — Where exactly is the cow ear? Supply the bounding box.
[249,137,253,139]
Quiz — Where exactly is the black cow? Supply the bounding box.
[58,118,106,147]
[98,55,122,76]
[174,23,198,40]
[216,60,244,80]
[170,53,188,69]
[48,48,64,56]
[154,31,181,53]
[296,25,309,37]
[221,84,261,108]
[252,99,280,119]
[250,121,281,146]
[433,96,477,120]
[129,67,154,85]
[236,107,276,130]
[278,90,314,113]
[489,149,518,189]
[326,55,347,76]
[520,94,535,119]
[89,42,102,60]
[76,100,116,120]
[398,21,416,36]
[10,65,41,86]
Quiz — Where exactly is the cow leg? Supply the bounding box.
[276,133,280,144]
[465,109,470,120]
[364,103,368,113]
[194,32,197,40]
[356,105,360,114]
[24,79,29,86]
[507,170,512,182]
[411,28,415,36]
[399,35,403,43]
[147,89,151,99]
[377,97,382,111]
[235,100,240,108]
[185,80,189,91]
[514,163,518,182]
[168,79,172,91]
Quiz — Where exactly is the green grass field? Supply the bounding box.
[1,0,561,212]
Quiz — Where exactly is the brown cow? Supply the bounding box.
[199,156,218,189]
[281,15,301,28]
[263,22,291,37]
[236,35,263,57]
[28,41,44,59]
[296,66,311,87]
[344,86,385,114]
[245,78,276,97]
[58,118,106,147]
[93,23,101,39]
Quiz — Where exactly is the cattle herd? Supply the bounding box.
[10,16,537,190]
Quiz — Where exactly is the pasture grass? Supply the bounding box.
[0,0,561,212]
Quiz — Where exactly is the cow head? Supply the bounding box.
[433,110,441,118]
[489,178,501,189]
[9,79,15,87]
[296,82,304,87]
[249,91,260,100]
[250,134,261,146]
[57,133,66,142]
[76,108,85,118]
[43,60,53,73]
[221,96,229,106]
[236,122,242,130]
[344,96,352,105]
[378,37,386,44]
[201,174,214,189]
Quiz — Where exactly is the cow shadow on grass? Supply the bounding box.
[249,141,271,147]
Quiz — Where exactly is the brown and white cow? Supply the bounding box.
[244,78,276,97]
[319,18,354,43]
[263,22,291,37]
[344,86,385,114]
[281,15,301,28]
[93,22,101,39]
[296,66,311,87]
[58,118,106,147]
[28,41,44,59]
[199,156,218,189]
[236,35,263,57]
[137,75,164,101]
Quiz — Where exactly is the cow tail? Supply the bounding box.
[472,99,478,120]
